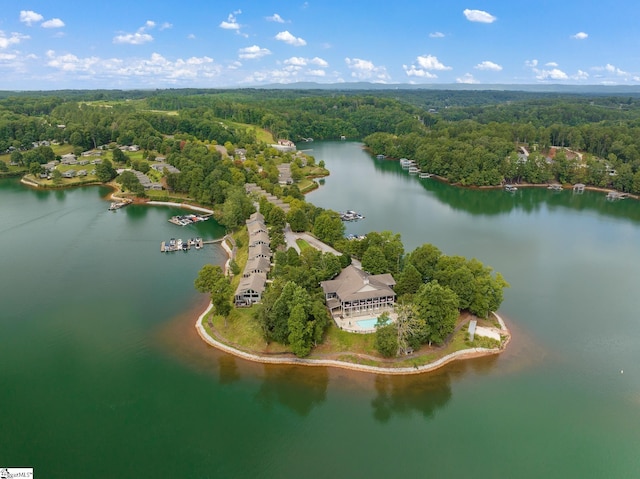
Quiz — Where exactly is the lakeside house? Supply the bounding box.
[320,265,396,319]
[235,212,272,306]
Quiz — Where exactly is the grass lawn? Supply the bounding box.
[295,238,311,251]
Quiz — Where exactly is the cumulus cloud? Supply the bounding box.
[42,18,65,29]
[308,69,326,77]
[403,65,437,78]
[187,33,196,40]
[545,61,558,67]
[45,50,221,83]
[160,22,173,30]
[572,32,588,40]
[429,32,445,38]
[456,73,479,84]
[275,31,307,46]
[463,9,496,23]
[417,54,451,70]
[20,10,43,26]
[113,32,153,45]
[113,21,157,45]
[475,60,502,71]
[239,45,271,60]
[535,68,569,81]
[525,59,538,68]
[0,31,29,49]
[220,10,242,30]
[345,57,390,81]
[575,70,589,80]
[284,56,328,67]
[266,13,286,23]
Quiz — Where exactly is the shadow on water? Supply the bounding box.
[124,204,149,219]
[254,365,329,416]
[370,371,452,423]
[370,156,640,222]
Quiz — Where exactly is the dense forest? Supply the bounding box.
[2,88,640,192]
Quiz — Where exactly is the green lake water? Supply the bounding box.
[2,141,640,478]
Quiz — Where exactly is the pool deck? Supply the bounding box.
[333,311,397,334]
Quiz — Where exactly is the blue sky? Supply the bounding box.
[1,0,639,89]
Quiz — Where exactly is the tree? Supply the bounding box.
[288,303,314,357]
[413,281,459,346]
[286,207,309,232]
[194,264,233,318]
[361,245,388,275]
[95,159,116,182]
[10,150,23,166]
[394,263,423,296]
[29,161,43,177]
[375,323,398,358]
[395,303,423,355]
[51,168,62,184]
[220,187,255,229]
[312,211,344,245]
[406,244,441,282]
[112,148,128,164]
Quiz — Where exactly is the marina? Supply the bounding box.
[161,237,203,252]
[168,214,211,226]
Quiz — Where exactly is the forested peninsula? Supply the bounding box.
[4,87,639,370]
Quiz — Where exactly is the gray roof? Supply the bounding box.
[247,211,265,224]
[235,272,267,296]
[244,256,271,274]
[249,231,270,246]
[248,243,272,259]
[321,265,396,303]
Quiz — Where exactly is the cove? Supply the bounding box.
[1,137,640,477]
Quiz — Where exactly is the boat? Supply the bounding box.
[408,167,420,175]
[504,184,518,192]
[340,210,365,221]
[376,154,385,160]
[547,184,563,191]
[108,199,131,211]
[419,172,432,179]
[195,237,202,249]
[168,214,211,226]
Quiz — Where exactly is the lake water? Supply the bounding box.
[2,141,639,478]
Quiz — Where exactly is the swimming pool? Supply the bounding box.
[356,318,378,329]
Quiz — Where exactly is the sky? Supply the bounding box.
[1,0,639,90]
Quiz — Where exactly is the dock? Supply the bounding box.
[547,183,563,191]
[504,184,518,192]
[168,214,211,226]
[109,199,132,210]
[161,237,204,252]
[606,191,627,201]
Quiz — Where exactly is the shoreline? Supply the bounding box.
[194,303,509,375]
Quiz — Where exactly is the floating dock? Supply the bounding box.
[161,237,203,252]
[109,199,132,210]
[168,214,211,226]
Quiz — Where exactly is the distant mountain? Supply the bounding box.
[254,81,640,94]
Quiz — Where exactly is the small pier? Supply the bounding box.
[504,184,518,192]
[547,183,563,191]
[419,172,432,179]
[573,183,585,193]
[161,237,204,252]
[168,214,211,226]
[606,191,627,201]
[109,199,132,210]
[376,154,386,160]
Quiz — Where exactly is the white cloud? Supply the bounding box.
[0,31,29,49]
[239,45,271,60]
[113,21,158,45]
[310,57,328,67]
[605,63,627,76]
[345,57,390,81]
[535,68,569,81]
[463,9,496,23]
[187,34,196,40]
[545,61,558,67]
[113,32,153,45]
[275,31,307,46]
[416,54,451,71]
[284,56,328,67]
[403,64,437,78]
[572,32,588,40]
[575,70,589,80]
[308,69,326,77]
[284,56,307,66]
[220,10,241,30]
[475,60,502,71]
[42,18,65,29]
[45,50,222,83]
[525,59,538,68]
[266,13,286,23]
[456,73,479,84]
[160,22,173,31]
[429,32,445,38]
[0,53,17,61]
[20,10,43,26]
